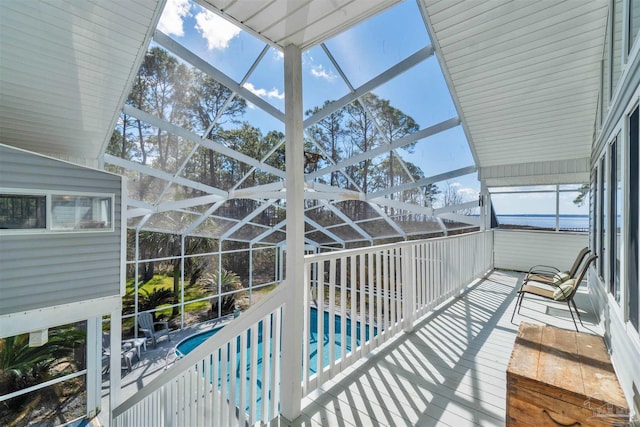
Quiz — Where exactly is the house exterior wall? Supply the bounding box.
[591,0,640,417]
[493,230,588,273]
[0,144,124,316]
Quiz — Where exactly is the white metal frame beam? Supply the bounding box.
[105,154,228,198]
[303,45,434,127]
[307,117,461,181]
[122,105,286,179]
[367,165,477,199]
[155,31,285,122]
[220,200,277,240]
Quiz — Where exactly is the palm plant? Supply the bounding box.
[0,326,84,411]
[201,269,243,318]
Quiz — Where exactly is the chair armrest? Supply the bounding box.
[153,321,169,331]
[527,264,560,275]
[139,327,152,334]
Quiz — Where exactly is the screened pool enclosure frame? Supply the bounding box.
[103,0,486,330]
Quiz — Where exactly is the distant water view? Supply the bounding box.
[497,214,589,231]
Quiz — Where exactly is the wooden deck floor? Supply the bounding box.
[289,270,601,427]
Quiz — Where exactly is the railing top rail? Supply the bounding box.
[112,283,287,418]
[304,230,489,262]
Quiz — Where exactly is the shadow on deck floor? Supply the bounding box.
[100,270,601,427]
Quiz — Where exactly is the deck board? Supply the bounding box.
[292,270,601,426]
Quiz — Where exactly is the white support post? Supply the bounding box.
[402,245,415,333]
[280,43,304,422]
[480,183,489,231]
[249,243,253,305]
[180,235,185,329]
[85,316,101,418]
[134,230,139,338]
[555,184,560,231]
[279,246,285,283]
[218,240,222,318]
[108,309,122,426]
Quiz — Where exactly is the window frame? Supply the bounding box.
[0,188,115,234]
[628,104,639,331]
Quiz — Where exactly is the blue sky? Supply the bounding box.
[155,0,588,216]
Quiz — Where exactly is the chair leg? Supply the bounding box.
[566,300,579,332]
[570,299,584,326]
[511,292,523,324]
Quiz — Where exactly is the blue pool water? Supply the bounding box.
[176,326,224,356]
[177,307,376,366]
[175,307,376,420]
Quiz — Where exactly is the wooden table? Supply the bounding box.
[506,323,628,426]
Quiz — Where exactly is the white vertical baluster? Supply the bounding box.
[317,260,325,379]
[238,332,247,426]
[421,243,427,313]
[228,337,237,427]
[383,249,390,340]
[389,247,397,333]
[212,347,220,426]
[350,255,357,364]
[375,251,381,346]
[340,254,347,365]
[270,309,281,421]
[260,315,270,423]
[198,358,205,423]
[249,323,259,424]
[359,253,366,356]
[328,258,336,373]
[367,252,374,351]
[395,247,402,327]
[220,343,229,425]
[302,261,310,393]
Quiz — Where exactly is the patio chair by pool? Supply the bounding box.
[511,254,597,331]
[524,246,590,285]
[102,333,137,373]
[138,312,171,348]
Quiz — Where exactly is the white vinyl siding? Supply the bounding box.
[0,144,123,315]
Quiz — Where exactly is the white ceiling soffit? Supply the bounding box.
[198,0,402,49]
[422,0,608,186]
[0,0,165,163]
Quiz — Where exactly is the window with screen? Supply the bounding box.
[629,106,639,331]
[0,194,46,229]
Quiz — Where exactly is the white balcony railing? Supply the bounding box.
[111,231,493,426]
[111,286,285,426]
[301,231,494,396]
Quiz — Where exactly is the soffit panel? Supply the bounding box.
[422,0,608,172]
[0,0,164,161]
[198,0,401,49]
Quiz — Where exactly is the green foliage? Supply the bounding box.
[202,270,244,317]
[123,288,174,321]
[573,183,589,207]
[0,327,84,410]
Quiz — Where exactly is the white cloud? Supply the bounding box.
[195,8,241,50]
[458,187,477,197]
[311,64,337,82]
[158,0,191,37]
[243,82,284,100]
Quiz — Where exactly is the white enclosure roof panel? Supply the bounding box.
[422,0,607,173]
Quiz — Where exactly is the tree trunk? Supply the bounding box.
[172,265,180,317]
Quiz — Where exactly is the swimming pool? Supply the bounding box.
[175,325,224,356]
[176,307,376,366]
[175,307,377,420]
